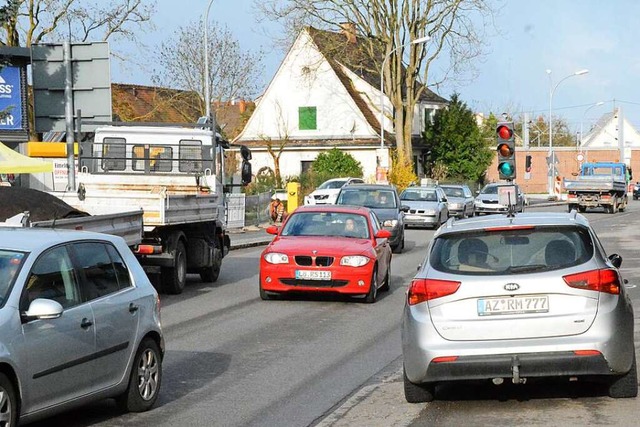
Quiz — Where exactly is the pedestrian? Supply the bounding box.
[269,198,287,223]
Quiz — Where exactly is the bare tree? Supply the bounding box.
[256,0,495,165]
[0,0,155,47]
[258,101,291,187]
[151,21,264,119]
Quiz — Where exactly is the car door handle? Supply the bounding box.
[129,303,139,313]
[80,318,93,329]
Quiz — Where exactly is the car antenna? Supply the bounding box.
[506,190,516,218]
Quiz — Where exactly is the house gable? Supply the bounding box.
[582,108,640,149]
[235,29,377,145]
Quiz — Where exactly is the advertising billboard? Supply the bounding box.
[0,66,23,130]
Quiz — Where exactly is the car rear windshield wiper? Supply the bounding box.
[505,264,549,273]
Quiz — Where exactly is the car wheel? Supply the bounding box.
[403,369,435,403]
[200,246,222,283]
[578,206,587,213]
[392,237,403,254]
[380,263,390,292]
[162,240,187,294]
[117,338,162,412]
[0,373,17,426]
[364,268,378,303]
[608,354,638,398]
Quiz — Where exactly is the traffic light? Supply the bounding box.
[496,122,516,180]
[525,155,532,173]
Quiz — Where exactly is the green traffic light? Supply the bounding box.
[498,162,515,177]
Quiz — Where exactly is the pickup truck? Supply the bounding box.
[564,162,630,214]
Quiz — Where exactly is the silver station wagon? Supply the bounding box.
[402,211,636,402]
[0,228,164,425]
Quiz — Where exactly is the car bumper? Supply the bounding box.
[402,303,635,385]
[260,262,375,296]
[404,214,438,227]
[448,208,466,218]
[475,204,508,214]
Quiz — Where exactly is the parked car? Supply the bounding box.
[440,184,475,218]
[335,184,407,253]
[304,177,365,205]
[633,182,640,200]
[259,205,392,303]
[0,228,164,425]
[400,186,449,229]
[402,211,637,403]
[474,183,526,215]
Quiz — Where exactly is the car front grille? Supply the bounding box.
[294,256,334,266]
[280,279,348,287]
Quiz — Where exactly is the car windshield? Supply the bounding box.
[429,226,593,275]
[318,180,347,190]
[401,189,438,202]
[280,212,370,239]
[480,185,499,195]
[338,190,397,209]
[0,250,27,303]
[442,187,464,197]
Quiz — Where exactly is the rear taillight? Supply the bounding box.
[563,269,620,295]
[408,278,461,305]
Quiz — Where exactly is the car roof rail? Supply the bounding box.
[569,208,578,220]
[445,216,455,229]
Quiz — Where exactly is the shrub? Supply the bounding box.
[388,151,417,193]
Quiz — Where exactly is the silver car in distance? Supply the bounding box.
[402,211,636,402]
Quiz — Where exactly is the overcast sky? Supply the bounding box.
[111,0,640,135]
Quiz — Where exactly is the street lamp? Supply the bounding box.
[546,68,589,195]
[204,0,215,122]
[580,101,605,149]
[379,36,430,148]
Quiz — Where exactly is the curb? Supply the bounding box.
[230,238,272,251]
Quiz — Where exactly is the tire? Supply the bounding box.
[116,338,162,412]
[404,369,435,403]
[162,240,187,294]
[200,247,222,283]
[380,263,390,292]
[364,268,378,303]
[0,373,17,426]
[392,236,403,254]
[578,206,587,213]
[608,354,638,398]
[612,197,619,214]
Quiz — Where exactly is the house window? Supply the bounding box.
[301,161,313,174]
[299,107,317,130]
[424,108,436,125]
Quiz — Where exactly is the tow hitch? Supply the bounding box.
[511,355,526,384]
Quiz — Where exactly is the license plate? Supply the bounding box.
[477,295,549,316]
[405,215,426,220]
[295,270,331,280]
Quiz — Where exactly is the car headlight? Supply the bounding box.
[340,255,370,267]
[383,219,398,227]
[264,252,289,264]
[449,203,461,209]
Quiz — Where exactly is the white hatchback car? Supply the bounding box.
[0,228,164,425]
[304,177,365,205]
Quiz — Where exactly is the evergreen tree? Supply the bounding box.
[423,93,493,183]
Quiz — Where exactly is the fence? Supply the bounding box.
[243,191,271,227]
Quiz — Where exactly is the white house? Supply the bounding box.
[233,26,448,182]
[581,106,640,164]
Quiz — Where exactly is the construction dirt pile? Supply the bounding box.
[0,187,89,222]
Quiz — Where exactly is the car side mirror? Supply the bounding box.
[475,190,480,195]
[400,205,410,212]
[608,253,622,269]
[21,298,63,323]
[375,229,391,239]
[266,225,280,235]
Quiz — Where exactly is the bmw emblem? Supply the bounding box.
[504,283,520,291]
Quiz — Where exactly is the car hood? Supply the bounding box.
[402,201,439,209]
[309,188,341,197]
[477,193,498,201]
[368,208,399,221]
[268,236,371,255]
[446,196,466,203]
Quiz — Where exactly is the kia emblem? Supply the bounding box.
[504,283,520,291]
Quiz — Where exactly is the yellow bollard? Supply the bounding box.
[286,182,301,213]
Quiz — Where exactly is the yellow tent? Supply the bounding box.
[0,142,53,173]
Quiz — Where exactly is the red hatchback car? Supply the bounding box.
[259,205,393,303]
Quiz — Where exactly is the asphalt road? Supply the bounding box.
[29,202,640,427]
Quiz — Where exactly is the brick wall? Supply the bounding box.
[485,147,640,193]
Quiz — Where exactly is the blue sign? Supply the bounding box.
[0,66,23,130]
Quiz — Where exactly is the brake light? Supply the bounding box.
[563,269,620,295]
[432,356,459,363]
[134,244,162,255]
[573,350,601,356]
[484,225,535,232]
[408,278,461,305]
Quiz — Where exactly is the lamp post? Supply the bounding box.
[204,0,215,122]
[379,36,430,149]
[580,101,604,150]
[546,68,589,195]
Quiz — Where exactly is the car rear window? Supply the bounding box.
[429,226,594,275]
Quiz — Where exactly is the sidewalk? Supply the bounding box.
[228,223,274,250]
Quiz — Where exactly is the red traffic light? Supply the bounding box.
[497,125,513,140]
[497,143,513,157]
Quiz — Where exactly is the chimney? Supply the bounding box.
[339,22,357,44]
[239,99,246,114]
